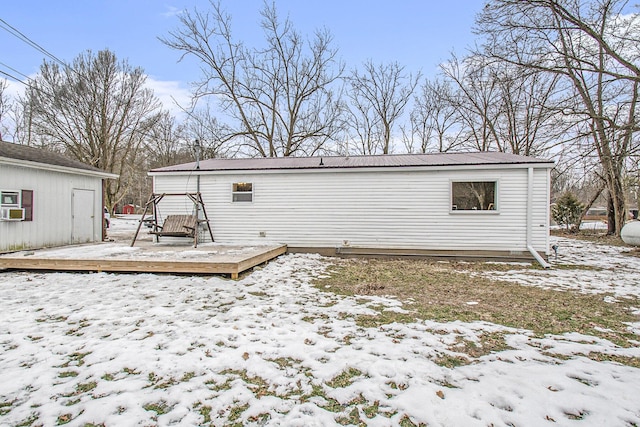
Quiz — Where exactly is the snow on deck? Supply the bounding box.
[0,216,286,277]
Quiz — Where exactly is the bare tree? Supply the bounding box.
[476,0,640,235]
[493,67,564,156]
[161,1,344,157]
[116,112,191,210]
[346,60,420,154]
[0,79,11,141]
[345,85,383,155]
[406,77,465,153]
[183,103,235,160]
[441,55,503,152]
[22,49,162,211]
[145,111,191,169]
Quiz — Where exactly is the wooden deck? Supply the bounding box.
[0,243,287,279]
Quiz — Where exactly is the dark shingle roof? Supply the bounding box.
[150,151,554,173]
[0,140,112,175]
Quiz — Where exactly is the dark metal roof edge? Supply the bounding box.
[0,141,111,175]
[150,155,554,173]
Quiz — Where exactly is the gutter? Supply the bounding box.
[148,162,557,177]
[527,166,551,268]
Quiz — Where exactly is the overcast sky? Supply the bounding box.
[1,0,486,113]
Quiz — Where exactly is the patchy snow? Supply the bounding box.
[0,218,639,426]
[551,220,609,232]
[477,237,640,301]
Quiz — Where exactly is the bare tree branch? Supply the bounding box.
[21,49,162,211]
[476,0,640,235]
[161,0,344,157]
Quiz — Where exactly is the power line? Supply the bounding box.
[0,61,30,81]
[0,18,86,98]
[0,18,66,67]
[0,69,26,86]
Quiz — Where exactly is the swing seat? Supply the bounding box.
[130,192,213,249]
[150,215,198,237]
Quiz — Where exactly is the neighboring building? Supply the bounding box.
[149,152,554,264]
[122,204,136,214]
[0,141,117,252]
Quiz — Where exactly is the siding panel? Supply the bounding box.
[1,164,104,251]
[153,165,550,255]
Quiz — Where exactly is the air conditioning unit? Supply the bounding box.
[0,207,25,221]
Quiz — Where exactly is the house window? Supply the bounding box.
[451,181,497,211]
[1,191,20,207]
[232,182,253,202]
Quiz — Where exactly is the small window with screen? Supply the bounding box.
[232,183,253,202]
[0,191,20,207]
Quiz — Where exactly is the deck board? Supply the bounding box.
[0,243,287,278]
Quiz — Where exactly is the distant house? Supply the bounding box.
[149,152,554,264]
[0,141,117,252]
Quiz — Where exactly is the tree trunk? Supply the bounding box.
[607,193,615,235]
[578,181,605,226]
[604,164,627,236]
[609,176,627,235]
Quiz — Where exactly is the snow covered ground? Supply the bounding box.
[0,218,639,426]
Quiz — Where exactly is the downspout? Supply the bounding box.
[196,139,201,196]
[195,139,201,242]
[527,166,551,268]
[195,139,201,204]
[102,179,106,242]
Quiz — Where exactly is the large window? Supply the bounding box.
[451,181,497,211]
[232,182,253,202]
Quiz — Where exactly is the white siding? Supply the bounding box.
[0,163,104,252]
[531,167,551,252]
[152,165,551,254]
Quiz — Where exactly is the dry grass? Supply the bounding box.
[313,258,640,350]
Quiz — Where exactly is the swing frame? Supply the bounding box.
[130,192,214,248]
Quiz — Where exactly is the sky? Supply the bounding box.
[1,1,486,114]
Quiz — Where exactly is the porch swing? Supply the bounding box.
[130,192,214,248]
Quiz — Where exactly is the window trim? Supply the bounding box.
[449,179,499,214]
[0,190,21,208]
[231,182,253,203]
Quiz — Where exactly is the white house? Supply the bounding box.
[0,141,117,252]
[149,152,554,264]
